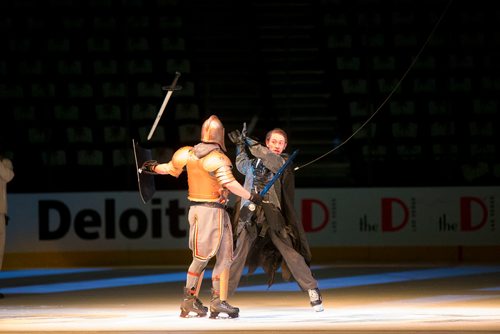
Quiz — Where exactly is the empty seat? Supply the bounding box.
[127,37,150,51]
[166,58,191,73]
[131,104,157,120]
[68,83,93,97]
[57,60,82,75]
[67,127,93,143]
[94,59,118,75]
[473,99,497,114]
[161,37,185,51]
[28,128,50,144]
[336,56,360,70]
[104,126,128,143]
[128,59,153,74]
[178,124,200,144]
[96,104,122,121]
[13,105,36,121]
[112,149,130,167]
[448,77,472,93]
[469,121,493,136]
[396,144,422,159]
[389,101,415,115]
[327,34,352,48]
[47,38,70,52]
[41,150,67,166]
[341,79,368,94]
[18,60,44,75]
[102,82,126,97]
[31,83,56,97]
[137,81,162,97]
[77,149,104,166]
[430,121,455,137]
[372,56,395,70]
[92,17,117,30]
[54,105,79,121]
[152,147,174,163]
[175,103,200,120]
[392,122,418,138]
[87,37,111,52]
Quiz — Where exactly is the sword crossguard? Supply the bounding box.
[161,85,183,91]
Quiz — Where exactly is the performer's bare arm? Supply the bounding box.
[151,146,191,177]
[154,162,183,177]
[0,158,14,183]
[208,156,255,202]
[224,180,252,200]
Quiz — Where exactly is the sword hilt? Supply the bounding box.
[246,149,299,213]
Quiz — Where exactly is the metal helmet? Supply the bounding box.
[200,115,226,151]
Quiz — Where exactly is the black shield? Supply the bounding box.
[132,139,155,203]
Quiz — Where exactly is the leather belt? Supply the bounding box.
[190,201,226,209]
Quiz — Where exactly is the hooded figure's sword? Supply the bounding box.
[238,149,299,226]
[259,149,299,197]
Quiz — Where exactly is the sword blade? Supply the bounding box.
[147,72,181,141]
[241,149,299,220]
[260,149,299,196]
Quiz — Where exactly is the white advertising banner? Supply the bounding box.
[5,187,500,253]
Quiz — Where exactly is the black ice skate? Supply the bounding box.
[209,288,239,319]
[180,288,207,318]
[194,297,208,314]
[209,298,239,319]
[308,288,324,312]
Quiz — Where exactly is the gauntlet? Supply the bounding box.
[141,160,159,174]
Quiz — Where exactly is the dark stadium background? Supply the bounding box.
[1,0,498,193]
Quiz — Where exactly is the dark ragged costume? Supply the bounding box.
[228,142,317,294]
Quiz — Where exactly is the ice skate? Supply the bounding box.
[209,288,239,319]
[194,297,208,313]
[209,298,239,319]
[308,288,324,312]
[179,288,207,318]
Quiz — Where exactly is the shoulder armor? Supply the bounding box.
[202,150,232,172]
[172,146,192,170]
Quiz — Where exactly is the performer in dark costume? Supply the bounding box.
[227,127,324,312]
[142,115,262,318]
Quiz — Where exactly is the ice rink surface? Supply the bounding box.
[1,264,499,333]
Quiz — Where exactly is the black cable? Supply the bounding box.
[295,0,454,172]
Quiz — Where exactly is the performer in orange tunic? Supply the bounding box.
[142,115,262,318]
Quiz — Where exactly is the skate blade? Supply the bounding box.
[180,310,207,318]
[209,312,239,319]
[312,304,324,312]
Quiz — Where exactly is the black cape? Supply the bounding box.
[232,163,312,288]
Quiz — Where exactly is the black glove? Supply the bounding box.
[141,160,159,174]
[249,192,263,205]
[228,129,245,145]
